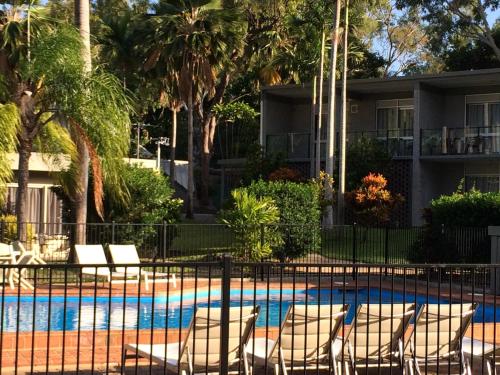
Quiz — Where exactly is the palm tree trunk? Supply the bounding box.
[169,108,177,188]
[337,0,349,225]
[74,0,91,244]
[73,137,89,244]
[324,0,342,226]
[200,115,215,207]
[186,85,194,219]
[15,143,32,243]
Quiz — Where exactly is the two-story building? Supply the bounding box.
[260,68,500,225]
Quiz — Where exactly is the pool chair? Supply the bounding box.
[74,244,145,288]
[108,244,176,289]
[247,304,348,375]
[122,306,260,375]
[340,303,415,375]
[406,303,477,375]
[12,240,46,265]
[462,337,500,375]
[0,242,35,290]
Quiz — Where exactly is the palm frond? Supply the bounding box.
[0,103,20,204]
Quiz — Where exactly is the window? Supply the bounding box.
[465,176,500,193]
[465,94,500,128]
[376,99,414,136]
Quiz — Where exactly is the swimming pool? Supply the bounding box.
[1,288,496,332]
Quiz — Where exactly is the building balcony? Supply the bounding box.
[265,129,413,160]
[421,126,500,157]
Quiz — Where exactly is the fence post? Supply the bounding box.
[489,226,500,294]
[0,220,4,243]
[260,224,265,281]
[384,226,389,275]
[111,221,116,244]
[220,253,232,375]
[352,223,357,279]
[162,221,167,260]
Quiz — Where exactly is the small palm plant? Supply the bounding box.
[220,190,283,261]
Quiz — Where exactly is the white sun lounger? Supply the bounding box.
[108,244,176,289]
[248,304,348,375]
[122,306,260,374]
[406,303,476,375]
[74,244,146,287]
[0,242,34,290]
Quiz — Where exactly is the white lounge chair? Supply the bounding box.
[248,304,348,375]
[74,244,143,287]
[406,303,476,375]
[122,306,260,375]
[462,336,500,375]
[341,303,415,375]
[108,244,176,289]
[12,240,46,265]
[0,242,34,290]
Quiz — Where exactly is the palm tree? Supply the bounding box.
[0,9,132,242]
[73,0,92,244]
[150,0,244,216]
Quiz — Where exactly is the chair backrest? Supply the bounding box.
[179,306,260,371]
[408,303,476,360]
[344,303,415,361]
[269,304,348,366]
[74,245,110,276]
[0,243,13,257]
[108,244,141,275]
[12,241,26,255]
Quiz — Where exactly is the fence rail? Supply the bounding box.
[0,222,490,265]
[0,259,498,374]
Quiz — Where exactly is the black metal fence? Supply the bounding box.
[0,259,498,374]
[0,222,491,265]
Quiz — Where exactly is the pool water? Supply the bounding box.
[1,288,497,332]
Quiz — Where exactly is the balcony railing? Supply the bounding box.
[421,126,500,156]
[266,129,413,159]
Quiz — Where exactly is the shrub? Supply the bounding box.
[268,167,304,182]
[219,190,283,261]
[429,190,500,227]
[0,214,35,243]
[243,180,321,260]
[345,173,403,226]
[411,189,496,264]
[106,165,182,224]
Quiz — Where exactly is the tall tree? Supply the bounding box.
[0,8,131,241]
[74,0,91,243]
[397,0,500,62]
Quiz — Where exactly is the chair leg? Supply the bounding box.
[274,363,280,375]
[121,348,127,374]
[172,273,177,288]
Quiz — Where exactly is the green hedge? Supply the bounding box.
[430,190,500,227]
[242,180,321,260]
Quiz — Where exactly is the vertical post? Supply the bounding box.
[352,223,357,279]
[220,253,232,374]
[489,227,500,294]
[111,221,116,244]
[0,220,4,243]
[162,221,167,260]
[384,226,389,275]
[260,224,265,281]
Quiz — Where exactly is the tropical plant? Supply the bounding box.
[345,173,403,226]
[220,189,282,261]
[268,167,304,183]
[0,214,34,243]
[104,165,183,224]
[244,180,322,260]
[0,9,132,242]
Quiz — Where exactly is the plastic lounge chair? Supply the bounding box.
[122,306,260,375]
[74,244,142,287]
[462,336,500,375]
[406,303,476,375]
[0,242,34,290]
[248,304,348,375]
[341,303,415,375]
[12,240,46,265]
[108,244,176,289]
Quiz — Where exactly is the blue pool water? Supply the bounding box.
[1,288,497,332]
